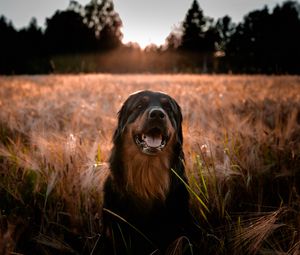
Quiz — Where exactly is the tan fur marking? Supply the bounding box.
[122,112,176,203]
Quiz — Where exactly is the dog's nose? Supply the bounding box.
[149,108,165,120]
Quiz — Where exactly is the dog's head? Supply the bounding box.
[113,90,183,156]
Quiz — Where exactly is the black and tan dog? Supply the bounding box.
[102,90,192,254]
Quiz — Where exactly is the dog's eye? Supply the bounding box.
[134,103,145,112]
[162,102,172,112]
[165,105,171,111]
[135,96,149,111]
[161,98,173,112]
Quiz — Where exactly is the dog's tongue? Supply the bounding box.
[143,134,162,148]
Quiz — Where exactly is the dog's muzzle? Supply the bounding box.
[134,107,170,155]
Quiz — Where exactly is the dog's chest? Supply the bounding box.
[124,154,171,203]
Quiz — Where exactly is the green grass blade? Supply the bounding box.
[171,169,209,218]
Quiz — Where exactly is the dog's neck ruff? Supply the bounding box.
[122,148,171,203]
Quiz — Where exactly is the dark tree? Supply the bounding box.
[165,31,182,50]
[179,0,206,52]
[44,10,96,54]
[270,1,300,73]
[0,16,52,74]
[18,18,44,56]
[215,15,235,52]
[179,0,216,53]
[97,21,122,50]
[0,16,17,48]
[203,23,219,52]
[165,25,182,51]
[0,16,18,73]
[84,0,122,50]
[16,18,50,73]
[68,0,84,14]
[226,7,271,72]
[173,0,218,72]
[227,0,300,73]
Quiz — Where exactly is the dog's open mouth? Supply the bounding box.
[135,127,168,155]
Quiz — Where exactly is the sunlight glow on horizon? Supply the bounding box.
[114,0,188,49]
[0,0,283,49]
[121,29,170,49]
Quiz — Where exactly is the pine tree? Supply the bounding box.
[179,0,209,52]
[216,15,235,52]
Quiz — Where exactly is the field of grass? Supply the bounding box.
[0,74,300,254]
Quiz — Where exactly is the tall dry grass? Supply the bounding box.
[0,74,299,254]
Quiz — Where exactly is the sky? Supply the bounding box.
[0,0,290,48]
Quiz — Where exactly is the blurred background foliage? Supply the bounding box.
[0,0,300,74]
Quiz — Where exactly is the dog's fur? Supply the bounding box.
[102,90,191,254]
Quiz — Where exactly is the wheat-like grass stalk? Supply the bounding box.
[0,74,299,254]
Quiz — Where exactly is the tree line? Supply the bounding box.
[0,0,300,74]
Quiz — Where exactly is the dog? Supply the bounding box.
[102,90,192,254]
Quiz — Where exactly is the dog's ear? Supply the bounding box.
[175,101,183,145]
[112,102,128,144]
[171,99,183,146]
[169,98,185,174]
[113,92,139,144]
